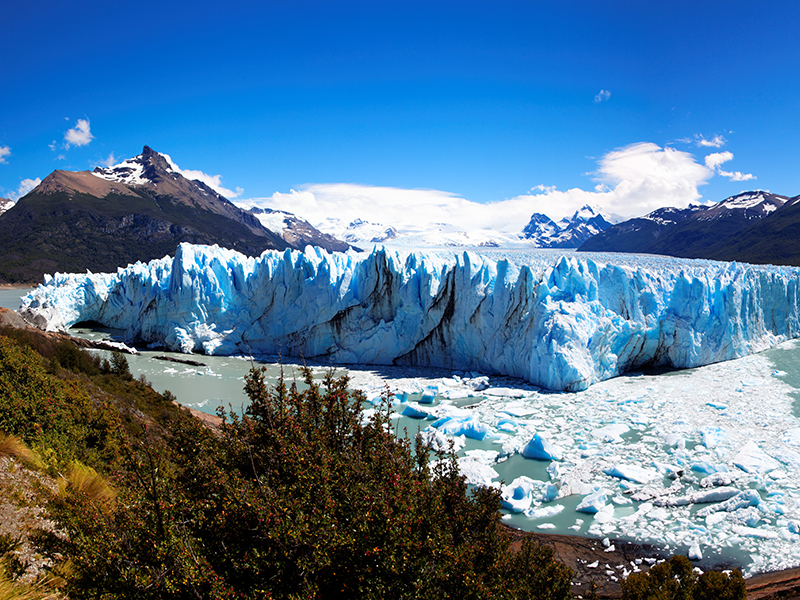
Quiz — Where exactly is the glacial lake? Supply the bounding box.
[3,285,800,576]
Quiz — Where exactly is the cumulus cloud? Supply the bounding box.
[718,169,756,182]
[162,153,242,198]
[64,119,94,148]
[591,142,713,215]
[0,146,10,164]
[694,134,726,148]
[238,142,721,234]
[704,151,733,170]
[593,89,611,103]
[9,178,42,201]
[704,151,755,181]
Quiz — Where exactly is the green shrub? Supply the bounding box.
[0,336,106,468]
[48,365,574,599]
[622,555,746,600]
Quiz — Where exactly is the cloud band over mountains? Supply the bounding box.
[241,141,752,233]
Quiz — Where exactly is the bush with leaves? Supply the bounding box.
[48,365,574,599]
[621,555,746,600]
[0,336,119,469]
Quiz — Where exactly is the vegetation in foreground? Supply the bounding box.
[0,325,748,599]
[622,555,745,600]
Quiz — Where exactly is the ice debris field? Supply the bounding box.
[18,243,800,575]
[19,242,800,391]
[345,345,800,577]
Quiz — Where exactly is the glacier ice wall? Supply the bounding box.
[19,243,800,391]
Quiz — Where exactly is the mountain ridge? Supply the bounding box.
[578,191,795,264]
[0,146,294,283]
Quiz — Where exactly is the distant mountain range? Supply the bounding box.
[315,217,400,246]
[0,147,349,283]
[578,191,800,265]
[521,205,614,248]
[302,204,613,249]
[247,207,353,252]
[4,144,797,283]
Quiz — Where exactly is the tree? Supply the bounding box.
[109,351,131,379]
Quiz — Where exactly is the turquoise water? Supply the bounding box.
[63,325,798,573]
[0,287,34,310]
[764,339,800,417]
[70,325,344,416]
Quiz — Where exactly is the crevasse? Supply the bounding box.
[19,243,800,391]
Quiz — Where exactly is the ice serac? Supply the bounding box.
[19,244,800,391]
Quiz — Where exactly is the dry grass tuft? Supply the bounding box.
[0,566,61,600]
[0,435,42,470]
[57,462,116,506]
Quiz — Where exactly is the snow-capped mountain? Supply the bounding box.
[0,146,292,282]
[247,207,352,252]
[316,217,530,249]
[306,205,613,250]
[0,198,13,216]
[314,217,400,246]
[580,191,789,260]
[521,204,614,248]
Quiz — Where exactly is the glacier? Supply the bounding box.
[19,242,800,391]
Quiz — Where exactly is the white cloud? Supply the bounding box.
[161,153,242,198]
[591,142,713,215]
[238,142,720,234]
[704,151,755,181]
[695,134,726,148]
[718,170,756,182]
[64,118,94,148]
[593,89,611,103]
[0,146,10,164]
[49,140,57,151]
[704,151,733,170]
[97,152,117,168]
[9,178,42,201]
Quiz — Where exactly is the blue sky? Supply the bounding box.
[2,0,799,224]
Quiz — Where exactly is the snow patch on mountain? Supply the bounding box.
[640,205,706,226]
[248,208,297,234]
[93,157,150,186]
[719,191,781,211]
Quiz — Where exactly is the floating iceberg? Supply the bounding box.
[19,243,800,391]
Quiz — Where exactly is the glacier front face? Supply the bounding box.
[19,243,800,391]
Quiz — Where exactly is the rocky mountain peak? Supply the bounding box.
[521,205,612,248]
[93,145,175,188]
